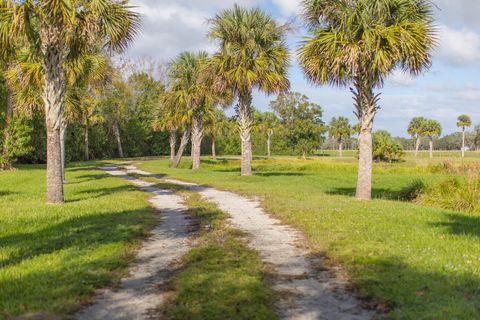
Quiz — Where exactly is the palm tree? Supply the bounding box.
[299,0,436,200]
[422,119,441,159]
[204,107,227,160]
[457,114,472,158]
[208,5,290,176]
[328,116,352,158]
[0,0,139,203]
[408,117,427,157]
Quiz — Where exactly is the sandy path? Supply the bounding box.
[125,165,376,320]
[75,166,191,320]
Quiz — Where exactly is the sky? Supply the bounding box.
[126,0,480,137]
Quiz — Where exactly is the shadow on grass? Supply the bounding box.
[0,191,17,197]
[352,255,480,318]
[0,208,156,269]
[67,185,138,203]
[326,187,408,200]
[431,213,480,238]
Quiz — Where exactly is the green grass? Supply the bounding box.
[160,189,276,320]
[135,156,480,320]
[0,163,156,319]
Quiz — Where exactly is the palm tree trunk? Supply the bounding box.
[84,125,89,161]
[353,76,378,200]
[191,115,203,170]
[339,141,343,158]
[169,129,177,163]
[415,137,421,158]
[113,122,124,158]
[42,25,65,204]
[462,128,465,158]
[172,128,190,168]
[60,120,67,183]
[1,83,13,170]
[211,137,217,160]
[267,133,272,158]
[429,138,433,159]
[237,91,253,176]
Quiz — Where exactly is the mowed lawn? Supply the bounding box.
[136,156,480,320]
[0,163,156,319]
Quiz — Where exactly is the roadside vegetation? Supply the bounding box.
[136,156,480,319]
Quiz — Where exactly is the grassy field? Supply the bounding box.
[0,163,156,319]
[135,156,480,320]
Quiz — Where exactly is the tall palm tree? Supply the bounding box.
[408,117,427,158]
[422,119,441,159]
[299,0,436,200]
[328,116,352,158]
[208,5,290,176]
[0,0,139,203]
[457,114,472,158]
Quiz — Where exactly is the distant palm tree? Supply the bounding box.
[422,119,442,159]
[408,117,427,158]
[208,5,290,176]
[457,114,472,158]
[0,0,140,203]
[328,117,352,158]
[299,0,436,200]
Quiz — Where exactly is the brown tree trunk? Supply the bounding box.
[42,24,66,204]
[237,91,253,176]
[60,120,67,183]
[353,75,378,200]
[84,125,89,161]
[191,115,203,170]
[339,141,343,158]
[169,129,177,163]
[1,83,13,170]
[172,128,190,168]
[462,129,465,158]
[211,137,217,160]
[415,137,421,158]
[429,138,433,159]
[113,122,124,158]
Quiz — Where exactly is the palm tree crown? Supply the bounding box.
[457,114,472,131]
[208,4,290,95]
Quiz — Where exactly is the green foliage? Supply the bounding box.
[407,117,427,139]
[457,114,472,130]
[328,116,352,143]
[0,116,33,169]
[270,92,324,157]
[373,130,404,162]
[422,119,442,139]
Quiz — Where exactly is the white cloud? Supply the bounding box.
[271,0,301,16]
[388,71,416,87]
[436,25,480,66]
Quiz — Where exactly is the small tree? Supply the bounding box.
[270,92,324,159]
[457,114,472,158]
[328,117,352,157]
[255,111,279,158]
[0,116,33,170]
[373,130,404,163]
[408,117,427,157]
[474,125,480,151]
[422,119,442,159]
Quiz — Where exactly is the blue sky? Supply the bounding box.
[127,0,480,137]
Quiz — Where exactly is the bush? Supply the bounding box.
[373,130,404,162]
[413,175,480,214]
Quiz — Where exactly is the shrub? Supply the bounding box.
[373,130,404,163]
